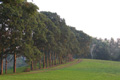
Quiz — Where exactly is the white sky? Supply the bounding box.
[28,0,120,40]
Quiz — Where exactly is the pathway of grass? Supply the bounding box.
[1,59,120,80]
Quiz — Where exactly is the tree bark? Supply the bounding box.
[60,55,62,64]
[0,49,4,75]
[61,56,63,64]
[34,61,37,70]
[52,53,54,66]
[0,57,3,75]
[54,53,56,65]
[59,56,60,64]
[46,54,49,68]
[49,52,51,67]
[60,56,61,64]
[65,57,67,63]
[43,53,45,68]
[31,60,33,70]
[5,55,7,74]
[13,53,16,73]
[39,56,41,69]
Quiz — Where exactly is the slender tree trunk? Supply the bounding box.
[67,56,69,62]
[65,57,67,63]
[5,55,7,74]
[31,60,33,70]
[0,49,4,75]
[46,54,49,68]
[61,56,63,64]
[54,53,56,65]
[60,56,62,64]
[46,54,47,68]
[13,53,16,73]
[42,59,44,68]
[0,57,3,75]
[34,61,37,70]
[52,53,54,66]
[49,52,51,67]
[59,56,60,64]
[69,56,71,62]
[39,56,41,69]
[52,58,54,66]
[43,53,45,68]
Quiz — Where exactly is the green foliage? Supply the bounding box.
[0,0,25,4]
[70,27,91,57]
[22,2,39,15]
[0,0,40,66]
[91,38,120,61]
[92,39,110,60]
[41,11,91,58]
[0,1,92,74]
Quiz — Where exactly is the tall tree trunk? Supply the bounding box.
[31,60,33,70]
[60,55,62,64]
[43,53,45,68]
[54,53,56,65]
[59,56,61,64]
[5,55,7,74]
[61,56,63,64]
[34,61,37,70]
[13,53,16,73]
[42,59,44,68]
[39,56,41,69]
[49,52,51,67]
[52,53,54,66]
[52,58,53,66]
[46,54,49,68]
[0,56,3,75]
[65,57,67,63]
[60,56,62,64]
[46,54,47,68]
[0,49,4,75]
[67,57,69,62]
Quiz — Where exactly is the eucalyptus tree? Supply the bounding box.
[38,12,61,67]
[91,39,110,60]
[44,20,60,66]
[11,1,38,72]
[19,2,40,70]
[0,0,38,74]
[70,27,91,58]
[34,13,49,68]
[32,13,49,69]
[66,27,79,60]
[41,12,72,63]
[0,2,21,74]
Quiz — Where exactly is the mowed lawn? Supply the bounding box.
[1,59,120,80]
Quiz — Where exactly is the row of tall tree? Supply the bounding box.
[0,0,91,75]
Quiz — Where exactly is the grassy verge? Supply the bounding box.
[1,59,120,80]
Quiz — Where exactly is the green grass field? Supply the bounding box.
[1,59,120,80]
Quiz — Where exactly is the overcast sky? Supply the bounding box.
[28,0,120,40]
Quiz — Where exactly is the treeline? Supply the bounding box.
[0,0,91,75]
[91,38,120,61]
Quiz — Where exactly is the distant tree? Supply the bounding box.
[91,38,110,60]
